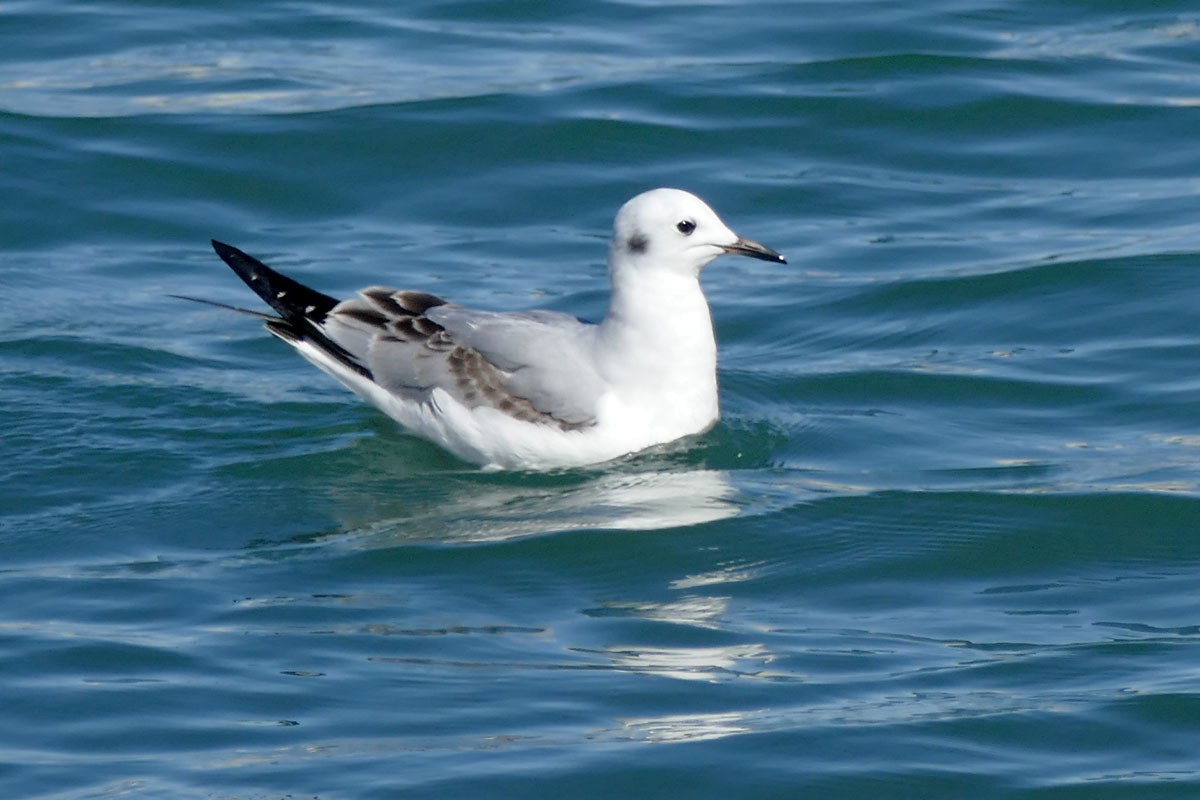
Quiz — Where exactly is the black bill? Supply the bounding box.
[723,237,786,264]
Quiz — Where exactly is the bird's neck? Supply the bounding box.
[596,265,718,430]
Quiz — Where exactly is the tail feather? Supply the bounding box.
[169,293,277,320]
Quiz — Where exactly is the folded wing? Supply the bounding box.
[211,240,603,430]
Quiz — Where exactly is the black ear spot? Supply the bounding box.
[627,231,649,254]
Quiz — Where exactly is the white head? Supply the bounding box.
[609,188,785,278]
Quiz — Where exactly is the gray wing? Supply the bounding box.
[323,287,604,429]
[206,241,601,429]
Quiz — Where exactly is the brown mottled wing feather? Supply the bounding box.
[323,288,595,430]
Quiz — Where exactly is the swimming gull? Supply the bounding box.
[198,188,785,470]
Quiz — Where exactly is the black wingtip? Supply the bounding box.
[210,239,247,270]
[209,239,341,324]
[207,238,374,381]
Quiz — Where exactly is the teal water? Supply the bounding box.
[4,2,1200,797]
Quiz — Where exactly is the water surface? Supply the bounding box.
[3,2,1200,798]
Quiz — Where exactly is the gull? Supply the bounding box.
[200,188,785,470]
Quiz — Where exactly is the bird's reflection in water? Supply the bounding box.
[332,468,742,546]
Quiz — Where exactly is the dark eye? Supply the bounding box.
[676,219,696,236]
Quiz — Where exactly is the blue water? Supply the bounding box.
[4,2,1200,798]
